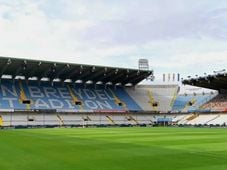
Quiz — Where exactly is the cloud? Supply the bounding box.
[0,0,226,82]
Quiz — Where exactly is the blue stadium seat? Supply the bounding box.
[0,81,142,112]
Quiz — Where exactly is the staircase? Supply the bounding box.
[186,113,198,121]
[126,115,139,125]
[205,114,220,125]
[178,113,198,124]
[106,115,115,125]
[67,85,83,110]
[0,116,3,126]
[182,98,196,112]
[19,81,31,109]
[170,88,178,108]
[176,115,188,124]
[110,90,127,110]
[82,116,91,121]
[147,90,157,111]
[57,115,64,126]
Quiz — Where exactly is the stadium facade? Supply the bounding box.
[0,56,226,128]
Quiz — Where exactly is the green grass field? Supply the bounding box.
[0,127,227,170]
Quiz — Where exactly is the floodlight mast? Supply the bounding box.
[138,58,154,81]
[138,58,149,71]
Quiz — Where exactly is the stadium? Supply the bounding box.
[0,57,226,128]
[0,56,227,169]
[1,1,227,170]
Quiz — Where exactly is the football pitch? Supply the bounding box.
[0,127,227,170]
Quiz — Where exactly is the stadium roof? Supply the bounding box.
[182,73,227,90]
[0,56,153,85]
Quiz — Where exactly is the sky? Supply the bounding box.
[0,0,227,83]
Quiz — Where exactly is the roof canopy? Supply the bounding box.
[0,56,153,85]
[183,73,227,91]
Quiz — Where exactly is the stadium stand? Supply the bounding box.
[0,56,227,128]
[0,75,143,112]
[172,93,217,112]
[126,85,178,112]
[186,114,218,125]
[202,94,227,111]
[0,56,155,127]
[207,114,227,126]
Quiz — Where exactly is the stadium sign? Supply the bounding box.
[0,85,122,111]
